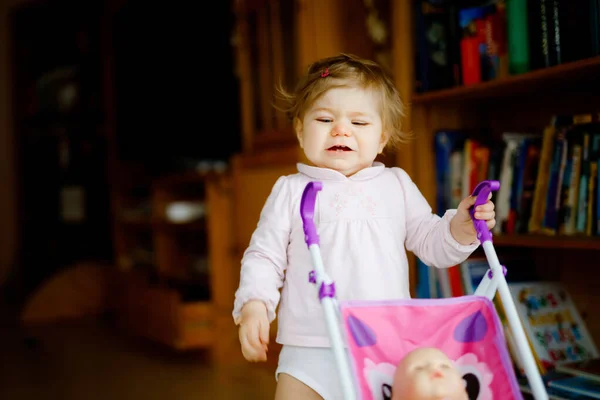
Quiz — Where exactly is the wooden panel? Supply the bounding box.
[119,284,180,346]
[340,0,375,60]
[257,5,274,132]
[268,0,288,130]
[206,175,235,313]
[233,13,255,152]
[212,313,246,365]
[233,144,304,169]
[483,91,600,135]
[493,234,600,250]
[231,151,300,257]
[391,0,416,293]
[234,0,300,151]
[296,0,344,70]
[230,148,302,344]
[118,283,215,350]
[392,0,414,170]
[177,302,215,350]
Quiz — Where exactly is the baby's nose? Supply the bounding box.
[331,123,350,136]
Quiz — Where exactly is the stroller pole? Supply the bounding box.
[301,182,357,400]
[470,181,548,400]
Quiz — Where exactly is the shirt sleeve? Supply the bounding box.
[232,176,292,324]
[393,168,479,268]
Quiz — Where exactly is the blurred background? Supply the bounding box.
[1,0,600,399]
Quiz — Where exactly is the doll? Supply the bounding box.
[392,347,468,400]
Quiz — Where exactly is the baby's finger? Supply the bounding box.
[241,331,266,362]
[486,219,496,230]
[246,324,264,352]
[259,318,270,347]
[240,333,258,360]
[475,203,494,213]
[475,211,495,220]
[485,200,495,210]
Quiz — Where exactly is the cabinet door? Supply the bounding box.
[233,0,397,152]
[234,0,299,151]
[296,0,394,75]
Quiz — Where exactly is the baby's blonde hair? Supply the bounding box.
[275,53,409,150]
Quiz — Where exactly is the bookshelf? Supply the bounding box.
[493,234,600,251]
[110,170,235,352]
[412,56,600,105]
[403,0,600,372]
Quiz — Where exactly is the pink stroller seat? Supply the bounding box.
[341,296,522,400]
[300,180,547,399]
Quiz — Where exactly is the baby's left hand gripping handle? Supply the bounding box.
[300,181,322,246]
[469,180,500,243]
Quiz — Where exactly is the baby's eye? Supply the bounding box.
[317,118,332,123]
[352,121,368,126]
[440,363,451,369]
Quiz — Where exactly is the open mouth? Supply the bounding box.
[327,145,353,152]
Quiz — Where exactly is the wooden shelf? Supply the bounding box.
[153,219,205,232]
[412,56,600,105]
[492,234,600,250]
[118,217,205,232]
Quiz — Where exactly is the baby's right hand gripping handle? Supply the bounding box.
[469,180,500,243]
[300,181,322,247]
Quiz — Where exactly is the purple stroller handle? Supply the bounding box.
[469,180,500,243]
[300,181,322,246]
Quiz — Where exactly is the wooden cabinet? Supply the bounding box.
[111,171,235,353]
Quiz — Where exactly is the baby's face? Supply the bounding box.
[295,84,387,177]
[392,348,468,400]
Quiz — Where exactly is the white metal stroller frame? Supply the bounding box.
[299,180,549,400]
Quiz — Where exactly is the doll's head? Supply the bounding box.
[392,347,468,400]
[276,53,409,176]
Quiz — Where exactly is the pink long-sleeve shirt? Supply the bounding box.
[232,162,479,347]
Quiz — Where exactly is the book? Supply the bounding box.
[508,281,599,374]
[548,376,600,399]
[518,369,582,399]
[459,257,489,295]
[556,358,600,384]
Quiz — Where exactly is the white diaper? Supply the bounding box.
[275,345,347,400]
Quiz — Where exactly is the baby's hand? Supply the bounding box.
[238,300,270,362]
[450,193,496,245]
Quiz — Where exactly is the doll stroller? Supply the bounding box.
[300,180,548,400]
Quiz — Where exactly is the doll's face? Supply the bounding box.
[392,348,468,400]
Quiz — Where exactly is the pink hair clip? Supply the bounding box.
[321,67,329,78]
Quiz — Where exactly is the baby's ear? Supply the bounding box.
[378,132,389,153]
[294,118,304,148]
